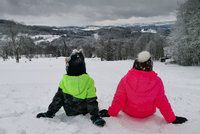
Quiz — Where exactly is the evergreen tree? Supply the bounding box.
[104,39,115,61]
[170,0,200,65]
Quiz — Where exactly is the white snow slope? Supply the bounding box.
[0,58,200,134]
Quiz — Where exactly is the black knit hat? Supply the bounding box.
[133,51,153,71]
[65,49,86,76]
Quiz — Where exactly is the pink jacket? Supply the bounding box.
[108,69,176,123]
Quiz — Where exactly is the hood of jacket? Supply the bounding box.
[125,69,158,95]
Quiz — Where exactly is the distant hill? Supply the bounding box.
[0,19,173,61]
[0,19,174,53]
[0,19,174,37]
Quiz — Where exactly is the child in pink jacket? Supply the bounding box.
[99,51,187,124]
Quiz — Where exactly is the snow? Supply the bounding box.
[93,33,99,40]
[82,26,101,31]
[30,35,60,44]
[0,35,9,42]
[0,57,200,134]
[141,28,157,33]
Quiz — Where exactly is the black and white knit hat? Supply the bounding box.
[65,49,86,76]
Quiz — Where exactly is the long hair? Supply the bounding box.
[133,58,153,72]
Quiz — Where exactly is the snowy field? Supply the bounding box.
[0,57,200,134]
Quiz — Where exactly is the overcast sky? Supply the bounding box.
[0,0,186,26]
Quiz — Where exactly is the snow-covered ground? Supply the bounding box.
[0,57,199,134]
[30,35,60,44]
[82,26,101,31]
[141,29,157,33]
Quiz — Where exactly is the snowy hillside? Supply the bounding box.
[141,29,157,33]
[0,58,199,134]
[30,34,60,44]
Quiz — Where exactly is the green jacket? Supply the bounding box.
[47,74,99,116]
[59,74,96,99]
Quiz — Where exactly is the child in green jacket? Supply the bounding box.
[36,49,105,127]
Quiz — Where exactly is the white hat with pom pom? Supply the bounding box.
[137,51,151,63]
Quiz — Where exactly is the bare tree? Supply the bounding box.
[61,35,70,56]
[19,36,35,61]
[8,22,20,63]
[0,43,9,61]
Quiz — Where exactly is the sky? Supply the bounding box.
[0,0,186,26]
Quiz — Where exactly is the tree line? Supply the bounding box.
[1,0,199,66]
[0,25,166,62]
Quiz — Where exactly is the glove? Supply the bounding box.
[172,116,188,124]
[91,115,106,127]
[99,109,110,117]
[36,112,54,118]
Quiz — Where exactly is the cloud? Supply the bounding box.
[0,0,186,26]
[94,12,177,26]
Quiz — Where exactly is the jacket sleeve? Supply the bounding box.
[47,87,64,115]
[108,77,127,116]
[86,78,99,116]
[86,97,99,116]
[155,78,176,123]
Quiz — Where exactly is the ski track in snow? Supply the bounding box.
[0,57,199,134]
